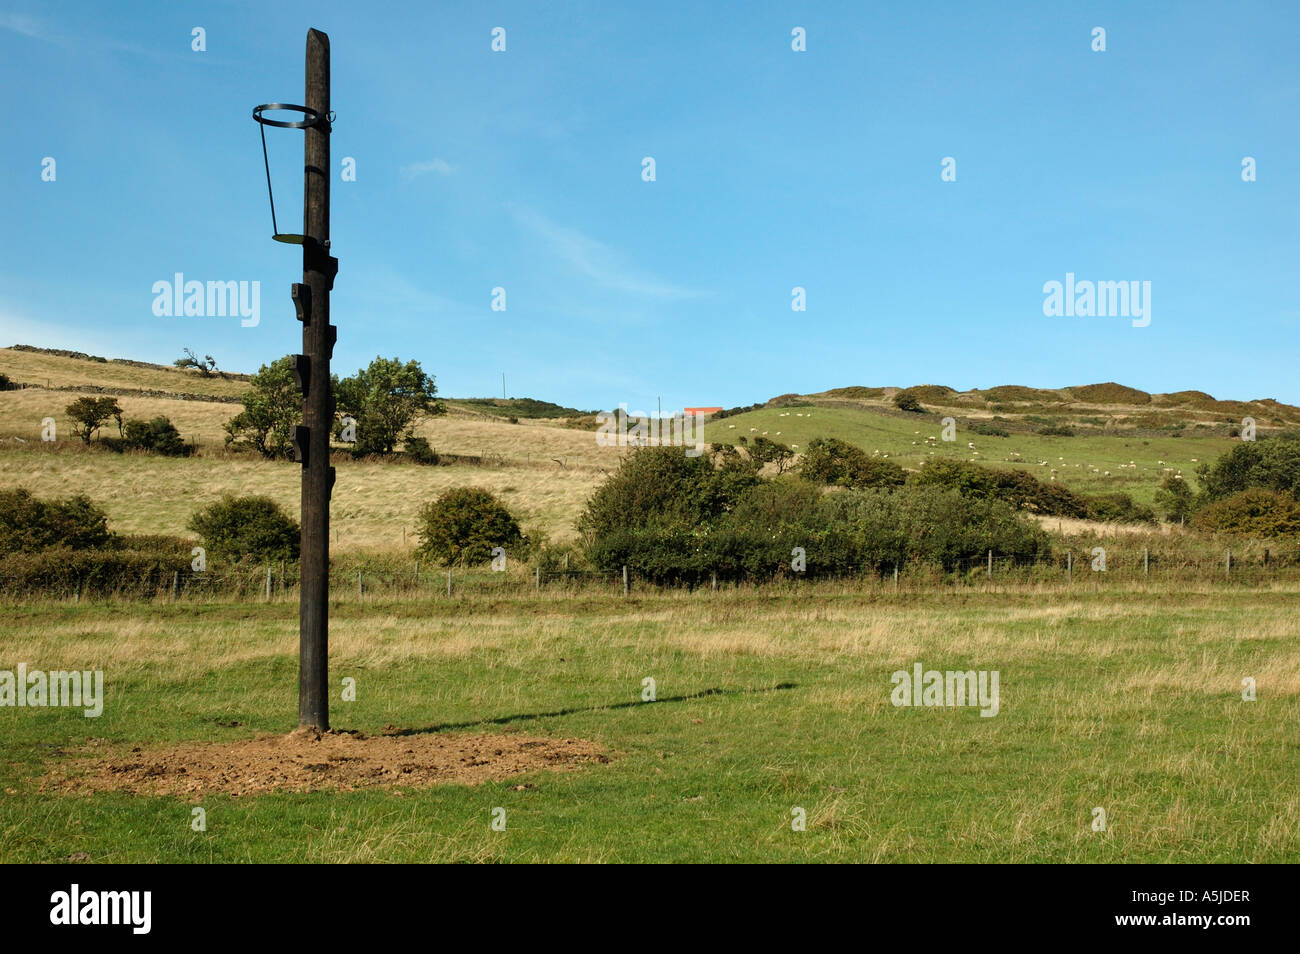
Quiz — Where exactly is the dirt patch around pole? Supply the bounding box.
[38,727,610,798]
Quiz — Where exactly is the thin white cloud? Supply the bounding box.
[0,12,48,39]
[510,205,705,301]
[400,158,454,181]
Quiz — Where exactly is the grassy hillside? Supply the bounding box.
[2,346,1289,544]
[707,405,1227,505]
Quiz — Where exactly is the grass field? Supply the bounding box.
[1,585,1296,862]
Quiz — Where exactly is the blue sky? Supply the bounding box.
[1,1,1297,413]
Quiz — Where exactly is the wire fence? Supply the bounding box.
[14,544,1300,603]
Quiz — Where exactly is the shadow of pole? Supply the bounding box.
[382,682,799,736]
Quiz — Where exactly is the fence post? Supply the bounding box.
[623,565,629,597]
[74,580,80,603]
[414,560,420,585]
[357,570,363,600]
[265,565,272,601]
[172,570,180,600]
[711,571,717,591]
[987,549,993,579]
[1226,548,1231,581]
[447,569,452,598]
[894,564,899,588]
[535,566,541,592]
[1067,550,1072,580]
[1143,548,1149,575]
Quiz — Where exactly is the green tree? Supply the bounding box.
[893,391,924,413]
[174,348,218,376]
[224,356,299,459]
[416,487,524,566]
[65,396,123,443]
[334,356,444,456]
[747,436,795,474]
[1197,439,1300,501]
[1153,473,1195,522]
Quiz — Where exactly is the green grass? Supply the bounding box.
[1,586,1296,862]
[712,405,1232,504]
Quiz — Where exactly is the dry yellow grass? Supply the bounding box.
[0,347,250,399]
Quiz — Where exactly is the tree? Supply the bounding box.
[0,488,113,553]
[174,348,218,376]
[1153,473,1195,523]
[747,436,795,474]
[65,396,123,443]
[224,356,300,459]
[334,356,444,455]
[1196,439,1300,502]
[416,487,524,566]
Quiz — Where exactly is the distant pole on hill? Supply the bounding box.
[297,28,337,731]
[502,371,506,400]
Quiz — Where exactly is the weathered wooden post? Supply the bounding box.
[253,28,338,731]
[987,549,993,579]
[446,569,452,597]
[623,565,629,597]
[1067,550,1072,580]
[1143,547,1149,575]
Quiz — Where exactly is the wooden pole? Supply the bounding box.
[172,570,180,600]
[1067,550,1072,580]
[1226,548,1231,580]
[711,571,717,591]
[894,564,899,588]
[357,570,362,600]
[623,565,629,597]
[1143,548,1149,575]
[265,565,272,601]
[987,549,992,579]
[447,569,452,597]
[535,566,541,592]
[296,28,336,731]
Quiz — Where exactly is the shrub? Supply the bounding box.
[1196,439,1300,502]
[747,436,795,474]
[187,495,299,562]
[416,487,524,566]
[1190,489,1300,536]
[403,435,439,464]
[970,422,1010,437]
[0,488,114,553]
[893,391,924,413]
[578,445,759,543]
[1083,493,1156,524]
[0,542,191,597]
[799,437,906,489]
[121,416,190,456]
[1037,424,1075,437]
[909,459,1090,518]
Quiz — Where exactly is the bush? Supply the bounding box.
[909,459,1090,518]
[1036,425,1075,437]
[0,488,114,553]
[1197,439,1300,502]
[416,487,524,566]
[893,391,924,413]
[403,435,439,465]
[0,541,191,596]
[121,416,190,456]
[578,445,759,543]
[799,437,907,489]
[187,495,299,563]
[970,422,1010,437]
[1190,489,1300,537]
[1083,492,1156,524]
